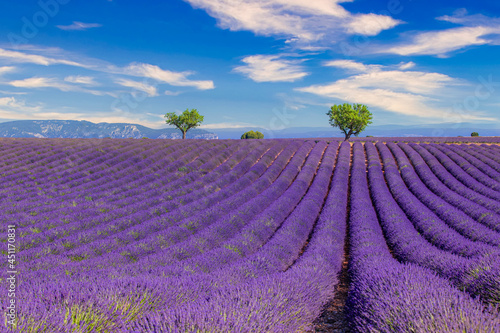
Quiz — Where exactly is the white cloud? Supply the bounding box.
[385,26,495,56]
[398,61,415,70]
[378,11,500,57]
[326,59,417,73]
[8,77,108,96]
[234,55,308,82]
[56,22,103,31]
[122,63,214,90]
[10,77,68,89]
[0,96,42,119]
[0,66,16,76]
[346,13,401,36]
[0,98,168,128]
[115,78,158,97]
[0,48,86,67]
[183,0,401,47]
[296,60,494,121]
[0,107,166,129]
[324,59,382,72]
[0,96,39,110]
[64,75,97,85]
[0,90,27,95]
[0,46,214,91]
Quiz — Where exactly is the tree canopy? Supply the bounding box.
[164,108,204,139]
[326,103,372,140]
[471,132,479,137]
[241,130,264,139]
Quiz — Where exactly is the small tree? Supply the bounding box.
[164,108,204,139]
[241,130,264,139]
[326,103,372,140]
[471,132,479,137]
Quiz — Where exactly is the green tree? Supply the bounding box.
[241,130,264,139]
[471,132,479,137]
[326,103,373,140]
[164,109,204,139]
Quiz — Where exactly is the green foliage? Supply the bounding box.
[471,132,479,137]
[326,103,373,140]
[240,130,264,139]
[164,108,204,139]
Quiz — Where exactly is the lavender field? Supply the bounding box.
[2,137,500,332]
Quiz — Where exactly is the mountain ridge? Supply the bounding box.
[0,120,218,139]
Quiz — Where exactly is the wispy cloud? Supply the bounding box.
[121,63,214,90]
[8,77,109,96]
[0,66,16,76]
[56,21,103,31]
[64,75,97,85]
[384,26,496,57]
[0,90,27,95]
[184,0,401,47]
[296,60,494,121]
[398,61,415,70]
[0,47,86,67]
[10,77,70,89]
[0,45,215,94]
[0,103,166,128]
[0,96,43,120]
[115,78,158,97]
[346,13,401,36]
[0,96,40,111]
[376,10,500,57]
[324,59,383,73]
[233,55,308,82]
[0,95,167,128]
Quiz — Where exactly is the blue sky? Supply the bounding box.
[0,0,499,131]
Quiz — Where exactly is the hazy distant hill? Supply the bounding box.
[0,120,218,139]
[213,123,499,139]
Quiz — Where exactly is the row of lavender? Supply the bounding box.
[308,136,500,143]
[1,138,347,331]
[1,138,500,331]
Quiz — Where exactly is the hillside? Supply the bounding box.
[0,120,218,139]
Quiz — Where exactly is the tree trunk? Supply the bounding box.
[183,131,186,139]
[345,129,353,141]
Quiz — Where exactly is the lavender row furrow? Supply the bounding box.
[16,139,232,213]
[444,143,500,183]
[377,142,500,251]
[16,141,287,263]
[0,138,150,187]
[125,140,332,278]
[475,144,500,164]
[0,139,177,202]
[461,144,500,173]
[346,142,500,332]
[396,142,500,232]
[416,143,500,202]
[25,140,305,275]
[125,141,348,332]
[365,142,500,305]
[4,141,194,231]
[25,141,298,271]
[11,141,245,244]
[431,143,500,191]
